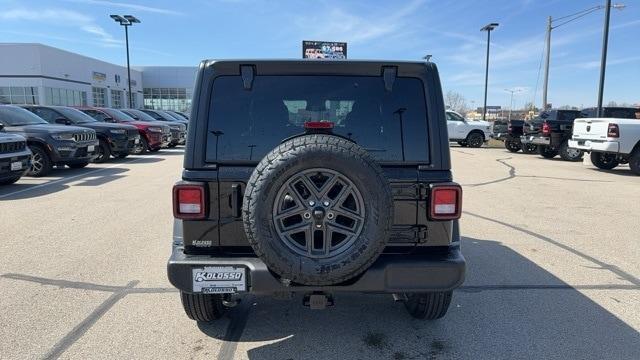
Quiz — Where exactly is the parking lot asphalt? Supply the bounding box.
[1,146,639,360]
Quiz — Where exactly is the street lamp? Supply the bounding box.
[541,3,624,110]
[480,23,499,121]
[504,88,522,121]
[110,14,141,108]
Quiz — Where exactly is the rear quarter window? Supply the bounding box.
[205,75,430,163]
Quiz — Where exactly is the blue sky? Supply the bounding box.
[1,0,638,108]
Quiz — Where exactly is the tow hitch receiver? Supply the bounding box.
[303,292,334,310]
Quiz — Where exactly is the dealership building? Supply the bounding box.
[0,43,197,112]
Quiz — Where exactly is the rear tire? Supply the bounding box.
[538,146,558,159]
[629,150,640,175]
[116,153,128,159]
[590,152,619,170]
[466,132,484,148]
[180,292,226,322]
[559,140,583,162]
[521,144,538,154]
[404,291,453,320]
[504,138,521,153]
[27,145,53,177]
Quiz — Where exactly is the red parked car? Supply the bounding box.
[76,107,171,153]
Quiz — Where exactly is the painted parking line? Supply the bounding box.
[0,155,162,200]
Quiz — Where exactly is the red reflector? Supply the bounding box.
[429,185,462,220]
[304,121,334,129]
[607,123,619,138]
[173,184,206,219]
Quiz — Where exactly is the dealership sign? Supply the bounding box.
[303,41,347,59]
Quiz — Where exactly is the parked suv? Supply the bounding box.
[569,107,640,174]
[0,105,97,176]
[0,129,31,185]
[78,107,171,153]
[520,109,583,161]
[446,110,491,147]
[168,60,465,321]
[22,105,139,163]
[122,109,186,147]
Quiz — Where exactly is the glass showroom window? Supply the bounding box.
[44,88,88,106]
[143,87,192,112]
[0,87,39,105]
[111,90,123,108]
[92,87,106,107]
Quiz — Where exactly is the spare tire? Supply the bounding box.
[243,134,393,285]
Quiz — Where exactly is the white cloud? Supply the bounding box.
[64,0,183,15]
[293,0,426,44]
[0,8,121,47]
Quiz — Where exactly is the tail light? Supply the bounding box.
[542,122,551,136]
[173,183,206,219]
[304,121,334,130]
[607,123,619,138]
[428,184,462,221]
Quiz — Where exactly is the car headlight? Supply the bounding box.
[51,133,75,141]
[147,127,163,133]
[110,129,126,135]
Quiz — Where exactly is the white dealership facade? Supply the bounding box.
[0,43,197,112]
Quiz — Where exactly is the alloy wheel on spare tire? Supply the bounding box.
[559,140,583,162]
[243,134,393,286]
[590,152,619,170]
[466,132,484,148]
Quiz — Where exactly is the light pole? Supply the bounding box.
[541,3,624,110]
[505,88,522,121]
[481,23,499,121]
[110,14,141,108]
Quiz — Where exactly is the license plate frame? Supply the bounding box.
[10,161,22,171]
[192,266,246,294]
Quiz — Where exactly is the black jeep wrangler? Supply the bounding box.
[168,60,465,321]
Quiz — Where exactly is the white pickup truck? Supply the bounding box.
[446,110,492,148]
[569,116,640,175]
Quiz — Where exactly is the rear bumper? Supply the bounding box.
[167,246,466,295]
[521,135,550,146]
[568,139,620,153]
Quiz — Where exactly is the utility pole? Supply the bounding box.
[542,16,552,110]
[597,0,612,117]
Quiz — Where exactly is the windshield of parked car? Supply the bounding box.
[55,107,97,123]
[206,75,429,163]
[123,109,157,122]
[102,108,137,122]
[0,106,49,126]
[156,110,182,121]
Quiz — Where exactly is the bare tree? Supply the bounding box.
[606,100,618,107]
[445,91,468,114]
[522,102,538,112]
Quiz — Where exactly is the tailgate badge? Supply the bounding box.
[586,126,591,132]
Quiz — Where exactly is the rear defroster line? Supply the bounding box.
[463,211,640,286]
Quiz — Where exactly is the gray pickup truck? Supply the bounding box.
[168,60,465,321]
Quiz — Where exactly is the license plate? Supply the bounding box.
[134,138,140,144]
[10,161,22,171]
[192,266,246,293]
[87,145,95,152]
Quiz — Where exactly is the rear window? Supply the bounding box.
[206,75,429,163]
